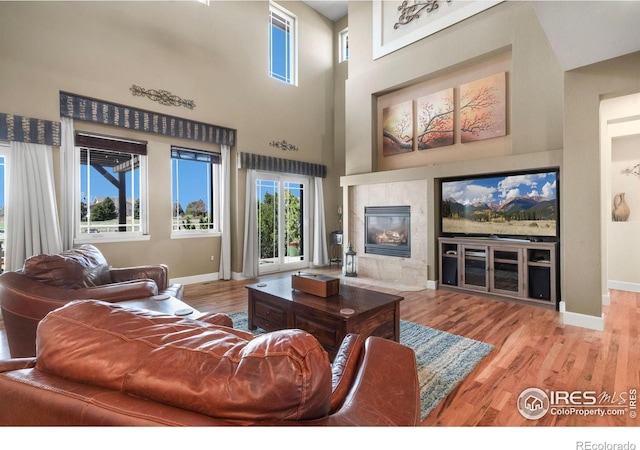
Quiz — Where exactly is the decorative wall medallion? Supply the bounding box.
[395,0,452,29]
[373,0,503,59]
[623,162,640,178]
[269,139,299,151]
[130,85,196,110]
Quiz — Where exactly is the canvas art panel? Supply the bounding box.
[460,72,507,143]
[417,88,454,150]
[383,100,414,156]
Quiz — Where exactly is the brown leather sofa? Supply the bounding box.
[0,300,420,426]
[0,245,184,357]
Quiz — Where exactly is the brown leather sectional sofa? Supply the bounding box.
[0,300,421,426]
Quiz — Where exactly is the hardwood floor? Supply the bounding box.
[1,269,638,427]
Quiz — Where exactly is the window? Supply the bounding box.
[269,2,297,85]
[339,27,349,62]
[171,146,221,235]
[76,133,147,239]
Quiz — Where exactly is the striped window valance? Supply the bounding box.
[0,113,61,146]
[60,92,236,147]
[237,152,326,178]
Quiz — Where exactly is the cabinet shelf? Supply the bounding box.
[438,237,559,309]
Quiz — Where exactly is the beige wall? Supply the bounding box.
[0,1,337,279]
[564,53,640,317]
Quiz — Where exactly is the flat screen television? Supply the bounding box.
[440,168,559,241]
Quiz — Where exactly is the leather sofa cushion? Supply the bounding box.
[36,300,332,421]
[22,245,110,289]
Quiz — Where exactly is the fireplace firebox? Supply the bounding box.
[364,206,411,258]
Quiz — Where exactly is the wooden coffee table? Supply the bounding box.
[246,278,404,359]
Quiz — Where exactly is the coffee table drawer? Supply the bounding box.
[253,299,287,330]
[294,313,339,352]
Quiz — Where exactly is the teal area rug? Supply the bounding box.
[229,311,493,421]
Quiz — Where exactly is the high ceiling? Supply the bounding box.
[303,1,640,72]
[303,1,347,22]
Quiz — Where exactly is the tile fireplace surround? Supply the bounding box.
[348,179,429,289]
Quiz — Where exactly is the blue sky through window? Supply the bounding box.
[270,5,293,84]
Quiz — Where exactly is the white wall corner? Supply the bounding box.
[559,301,605,331]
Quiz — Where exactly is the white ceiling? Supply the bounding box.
[303,0,348,22]
[304,1,640,72]
[532,1,640,71]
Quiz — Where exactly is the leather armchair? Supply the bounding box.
[0,245,183,357]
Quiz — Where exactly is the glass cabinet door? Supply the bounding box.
[462,246,488,290]
[491,249,521,294]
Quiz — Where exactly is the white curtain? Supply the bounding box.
[5,142,63,271]
[219,144,232,280]
[242,169,259,277]
[59,117,75,250]
[312,176,329,266]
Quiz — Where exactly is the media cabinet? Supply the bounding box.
[438,236,559,309]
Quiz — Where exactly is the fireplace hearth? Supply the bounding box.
[364,206,411,258]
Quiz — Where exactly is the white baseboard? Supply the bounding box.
[231,271,249,281]
[427,280,438,290]
[559,301,604,331]
[170,272,219,286]
[607,280,640,294]
[602,293,610,306]
[171,271,254,285]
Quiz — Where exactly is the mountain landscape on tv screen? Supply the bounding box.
[441,172,557,237]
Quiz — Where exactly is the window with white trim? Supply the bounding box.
[269,2,297,85]
[339,27,349,62]
[76,133,147,239]
[171,146,221,235]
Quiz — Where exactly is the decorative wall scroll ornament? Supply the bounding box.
[269,139,299,151]
[395,0,452,29]
[623,162,640,178]
[130,85,196,110]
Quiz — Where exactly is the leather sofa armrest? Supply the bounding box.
[330,333,364,414]
[71,280,158,302]
[196,312,234,328]
[109,265,169,290]
[0,358,37,373]
[312,337,421,426]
